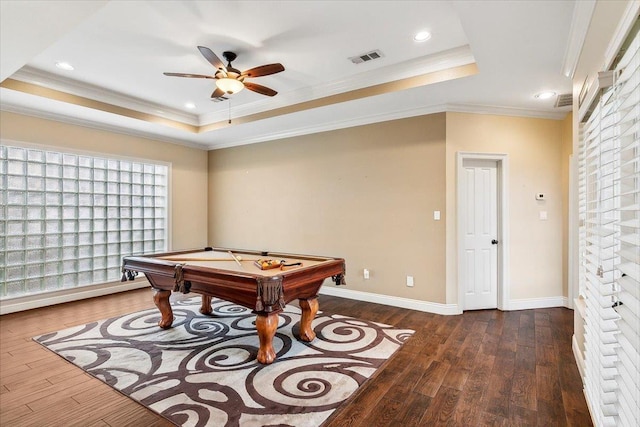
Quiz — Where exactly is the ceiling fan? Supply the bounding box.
[164,46,285,99]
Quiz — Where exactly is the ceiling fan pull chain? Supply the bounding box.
[228,99,232,124]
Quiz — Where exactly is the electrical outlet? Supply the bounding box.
[363,268,370,279]
[406,276,414,287]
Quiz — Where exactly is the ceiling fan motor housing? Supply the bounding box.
[222,51,237,63]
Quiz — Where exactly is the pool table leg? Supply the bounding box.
[200,295,213,315]
[153,289,173,329]
[256,312,278,364]
[298,297,319,342]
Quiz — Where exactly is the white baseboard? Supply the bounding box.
[572,334,586,382]
[1,279,570,317]
[320,287,572,315]
[508,296,569,311]
[319,285,461,315]
[0,279,149,315]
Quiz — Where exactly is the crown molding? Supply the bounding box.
[9,47,475,135]
[603,0,640,70]
[207,104,450,150]
[200,45,475,125]
[0,102,209,151]
[2,94,569,152]
[562,0,597,79]
[207,102,568,150]
[11,66,199,126]
[9,47,475,132]
[445,103,569,120]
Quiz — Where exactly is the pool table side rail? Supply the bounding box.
[129,246,342,263]
[121,250,346,313]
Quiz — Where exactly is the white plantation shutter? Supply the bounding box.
[580,27,639,427]
[582,85,619,427]
[612,27,639,427]
[578,122,587,297]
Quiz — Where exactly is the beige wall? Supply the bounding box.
[2,109,570,308]
[209,114,448,303]
[445,112,566,304]
[0,111,209,250]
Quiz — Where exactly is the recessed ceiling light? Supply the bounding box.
[185,102,196,109]
[55,61,74,71]
[414,31,431,42]
[535,91,556,100]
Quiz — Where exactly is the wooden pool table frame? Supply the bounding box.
[121,247,346,364]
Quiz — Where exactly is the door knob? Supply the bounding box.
[491,239,499,245]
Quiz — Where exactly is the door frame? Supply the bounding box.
[456,152,510,311]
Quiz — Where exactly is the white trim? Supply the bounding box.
[320,285,567,315]
[319,285,461,316]
[2,99,568,153]
[443,103,568,120]
[576,0,640,123]
[507,296,568,311]
[11,47,476,129]
[576,74,602,123]
[567,153,577,309]
[0,103,210,151]
[209,103,568,150]
[456,152,510,312]
[603,0,640,71]
[0,279,149,315]
[12,66,199,125]
[201,46,476,124]
[209,103,450,150]
[561,0,597,79]
[572,333,586,381]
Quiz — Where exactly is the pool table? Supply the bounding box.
[121,247,346,364]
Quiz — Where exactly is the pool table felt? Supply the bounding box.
[157,250,326,277]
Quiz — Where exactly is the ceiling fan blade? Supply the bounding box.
[163,72,215,79]
[197,46,225,70]
[241,63,285,78]
[244,82,278,97]
[211,87,226,98]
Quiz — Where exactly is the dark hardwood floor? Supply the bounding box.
[0,289,592,426]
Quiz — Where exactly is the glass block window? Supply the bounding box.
[0,144,168,299]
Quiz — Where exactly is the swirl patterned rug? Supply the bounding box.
[33,297,414,427]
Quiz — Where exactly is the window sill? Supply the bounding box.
[0,277,149,315]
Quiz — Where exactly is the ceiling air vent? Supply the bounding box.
[554,93,572,108]
[349,49,384,64]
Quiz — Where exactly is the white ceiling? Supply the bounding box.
[0,0,576,150]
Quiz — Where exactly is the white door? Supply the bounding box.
[462,159,498,310]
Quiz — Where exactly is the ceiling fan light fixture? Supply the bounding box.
[216,78,244,94]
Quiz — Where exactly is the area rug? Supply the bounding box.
[34,297,414,426]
